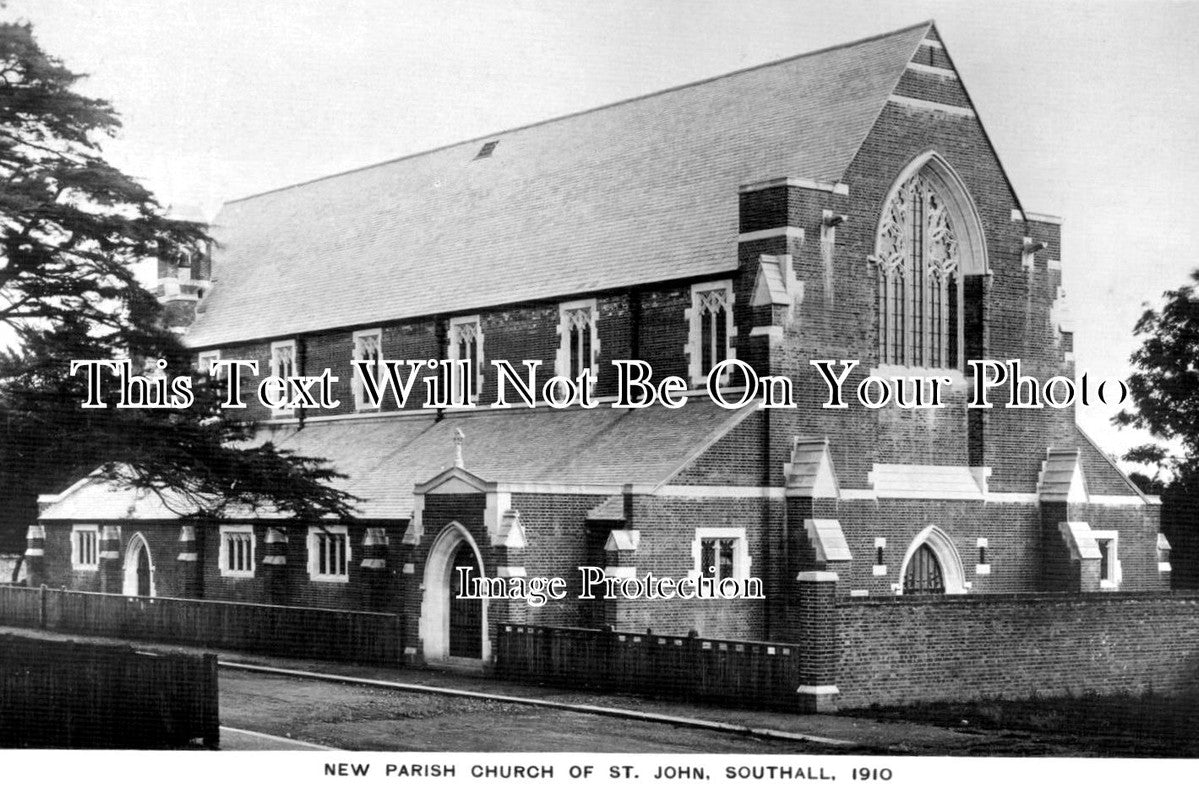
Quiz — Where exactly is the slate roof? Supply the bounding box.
[186,22,931,348]
[40,404,754,521]
[39,477,195,522]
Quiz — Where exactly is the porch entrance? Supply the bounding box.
[419,522,489,664]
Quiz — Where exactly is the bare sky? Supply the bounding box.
[6,0,1197,465]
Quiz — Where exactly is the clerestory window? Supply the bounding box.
[352,329,384,411]
[556,299,598,394]
[687,280,735,386]
[447,316,483,404]
[268,340,297,416]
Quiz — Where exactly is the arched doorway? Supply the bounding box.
[898,525,967,595]
[122,533,155,597]
[419,522,488,663]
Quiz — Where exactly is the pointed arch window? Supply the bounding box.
[874,173,960,368]
[896,525,968,596]
[902,542,945,595]
[872,155,986,371]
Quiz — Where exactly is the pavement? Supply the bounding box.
[219,725,334,750]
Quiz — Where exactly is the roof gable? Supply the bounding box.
[847,22,1025,215]
[186,22,930,347]
[39,468,194,521]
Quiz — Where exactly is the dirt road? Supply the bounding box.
[219,671,868,753]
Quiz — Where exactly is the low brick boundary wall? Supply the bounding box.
[836,592,1199,708]
[495,623,804,711]
[0,632,218,748]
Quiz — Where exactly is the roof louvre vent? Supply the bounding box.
[475,140,498,159]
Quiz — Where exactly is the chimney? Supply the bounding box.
[156,204,211,333]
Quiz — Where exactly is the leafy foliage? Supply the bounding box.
[1114,268,1199,488]
[0,22,203,349]
[0,22,357,550]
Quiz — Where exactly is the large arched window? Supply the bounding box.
[871,153,986,369]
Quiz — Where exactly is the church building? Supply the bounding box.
[29,21,1169,671]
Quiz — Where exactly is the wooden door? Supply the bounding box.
[448,544,482,658]
[136,546,151,596]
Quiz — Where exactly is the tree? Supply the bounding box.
[0,21,357,553]
[1116,268,1199,588]
[1114,267,1199,488]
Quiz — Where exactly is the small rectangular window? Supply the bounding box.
[71,526,99,571]
[871,536,887,576]
[197,350,222,378]
[309,526,350,582]
[1091,530,1120,588]
[197,349,227,407]
[219,527,255,577]
[975,537,991,575]
[700,538,735,580]
[694,527,748,584]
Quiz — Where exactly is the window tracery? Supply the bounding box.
[873,172,962,369]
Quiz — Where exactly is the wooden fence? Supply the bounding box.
[0,584,401,665]
[495,623,804,711]
[0,632,219,748]
[0,582,43,628]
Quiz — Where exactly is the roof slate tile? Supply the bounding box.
[186,23,929,347]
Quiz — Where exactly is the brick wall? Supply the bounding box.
[836,592,1199,708]
[750,100,1075,496]
[510,492,608,628]
[195,281,722,421]
[613,495,775,640]
[833,498,1043,595]
[40,518,408,613]
[186,95,1143,518]
[893,70,972,108]
[40,521,189,597]
[824,497,1163,595]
